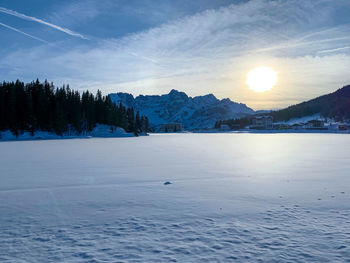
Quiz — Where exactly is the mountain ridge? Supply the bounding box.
[269,85,350,122]
[109,89,254,130]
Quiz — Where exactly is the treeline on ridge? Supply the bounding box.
[216,84,350,128]
[0,79,149,136]
[269,85,350,122]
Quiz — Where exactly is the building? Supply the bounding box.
[251,115,273,129]
[291,123,304,130]
[304,120,326,129]
[161,123,182,132]
[280,124,292,130]
[330,123,349,131]
[339,124,349,131]
[328,123,339,131]
[219,124,231,131]
[231,124,241,130]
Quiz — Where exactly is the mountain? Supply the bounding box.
[270,85,350,122]
[109,89,254,130]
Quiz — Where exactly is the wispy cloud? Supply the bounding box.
[0,7,87,39]
[318,46,350,54]
[0,22,48,43]
[1,0,350,109]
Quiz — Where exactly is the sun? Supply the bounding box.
[246,66,277,92]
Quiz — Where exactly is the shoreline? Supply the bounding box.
[186,129,350,134]
[0,125,148,142]
[2,129,349,142]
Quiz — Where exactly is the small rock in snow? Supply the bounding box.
[164,181,172,185]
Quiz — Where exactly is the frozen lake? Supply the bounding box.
[0,133,349,262]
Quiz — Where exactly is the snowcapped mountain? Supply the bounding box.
[109,89,254,130]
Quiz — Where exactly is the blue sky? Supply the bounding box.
[0,0,350,109]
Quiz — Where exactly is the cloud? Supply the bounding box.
[1,0,350,109]
[318,46,350,54]
[48,0,104,28]
[0,6,87,39]
[0,22,48,43]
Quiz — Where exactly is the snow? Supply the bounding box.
[276,113,323,125]
[0,133,350,262]
[109,90,254,130]
[89,124,134,138]
[0,124,134,141]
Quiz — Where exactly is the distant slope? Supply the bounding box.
[270,85,350,121]
[109,89,254,130]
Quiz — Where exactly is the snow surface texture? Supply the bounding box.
[109,90,254,130]
[0,134,350,262]
[0,124,133,141]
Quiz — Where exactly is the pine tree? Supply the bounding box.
[0,80,150,136]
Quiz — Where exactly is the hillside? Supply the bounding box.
[109,89,254,130]
[270,85,350,122]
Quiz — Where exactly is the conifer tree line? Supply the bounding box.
[0,79,149,136]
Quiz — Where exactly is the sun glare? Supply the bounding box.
[246,66,277,92]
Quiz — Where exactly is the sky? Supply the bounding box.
[0,0,350,110]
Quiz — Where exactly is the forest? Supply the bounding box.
[269,85,350,122]
[0,79,149,136]
[216,85,350,128]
